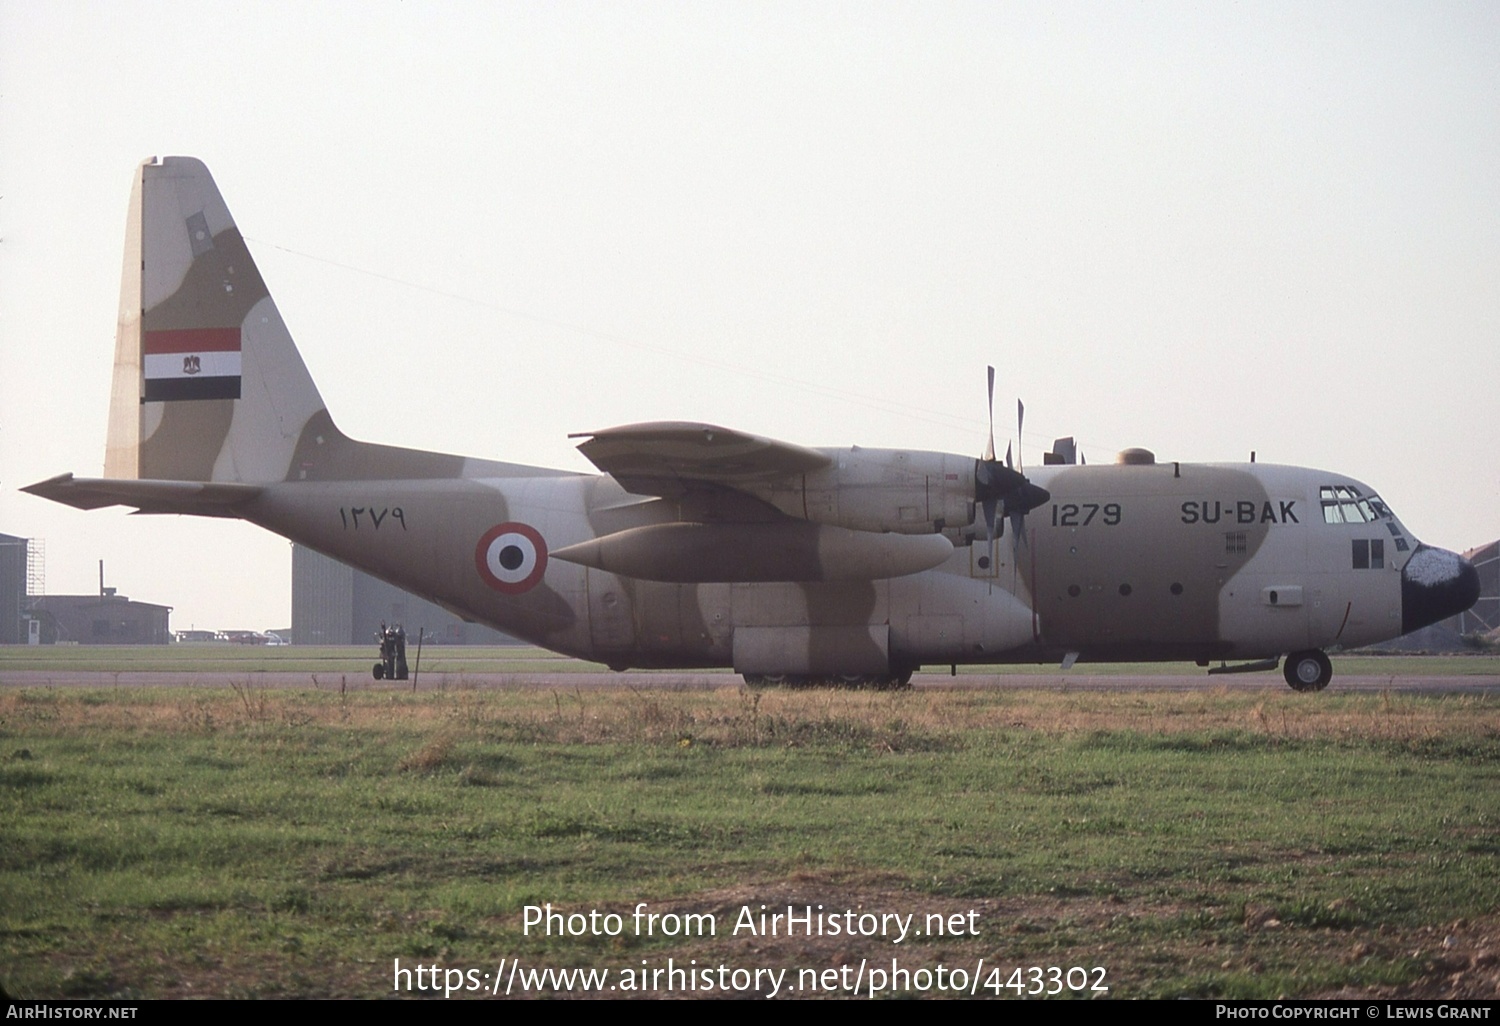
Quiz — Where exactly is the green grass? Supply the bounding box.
[2,684,1498,998]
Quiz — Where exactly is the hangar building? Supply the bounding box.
[28,593,173,645]
[291,544,514,645]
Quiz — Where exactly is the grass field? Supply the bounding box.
[2,660,1498,1000]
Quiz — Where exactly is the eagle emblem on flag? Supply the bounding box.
[183,355,202,375]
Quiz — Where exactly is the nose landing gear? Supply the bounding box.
[1283,649,1332,692]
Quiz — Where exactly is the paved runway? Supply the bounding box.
[4,669,1499,693]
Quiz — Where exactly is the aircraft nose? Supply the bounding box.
[1401,544,1481,635]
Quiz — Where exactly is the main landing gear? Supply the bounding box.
[1283,649,1332,692]
[742,668,915,690]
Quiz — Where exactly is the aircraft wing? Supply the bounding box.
[570,421,832,497]
[21,474,261,517]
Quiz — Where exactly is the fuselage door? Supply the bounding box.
[585,568,635,656]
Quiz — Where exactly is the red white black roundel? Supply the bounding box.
[475,522,548,594]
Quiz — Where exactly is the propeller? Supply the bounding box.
[975,367,1050,543]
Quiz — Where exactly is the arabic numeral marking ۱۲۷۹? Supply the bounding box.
[339,507,407,531]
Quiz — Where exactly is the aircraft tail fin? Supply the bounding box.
[106,157,332,484]
[102,157,486,488]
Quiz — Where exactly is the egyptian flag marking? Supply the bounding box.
[143,328,242,401]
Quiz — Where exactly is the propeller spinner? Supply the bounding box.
[975,367,1050,542]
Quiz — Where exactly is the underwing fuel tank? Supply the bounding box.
[551,522,954,583]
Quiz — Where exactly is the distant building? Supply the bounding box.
[1459,540,1500,638]
[0,533,27,644]
[29,594,173,645]
[291,545,516,645]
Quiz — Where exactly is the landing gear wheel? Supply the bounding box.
[1283,650,1332,692]
[742,673,790,688]
[372,663,385,681]
[865,670,914,691]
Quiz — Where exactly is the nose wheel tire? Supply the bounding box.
[1284,650,1332,692]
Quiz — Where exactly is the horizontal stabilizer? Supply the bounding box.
[22,474,261,516]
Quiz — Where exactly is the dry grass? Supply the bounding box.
[3,684,1494,750]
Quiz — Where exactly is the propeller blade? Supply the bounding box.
[982,366,996,463]
[1016,399,1025,473]
[1047,436,1077,466]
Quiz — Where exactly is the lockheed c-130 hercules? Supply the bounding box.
[24,157,1481,690]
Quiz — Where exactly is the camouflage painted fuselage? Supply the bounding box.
[229,455,1438,676]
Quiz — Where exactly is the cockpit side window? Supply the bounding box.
[1352,538,1387,570]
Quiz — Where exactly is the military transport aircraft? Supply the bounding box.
[23,157,1481,690]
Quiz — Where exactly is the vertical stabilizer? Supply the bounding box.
[104,157,327,484]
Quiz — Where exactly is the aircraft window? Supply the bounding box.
[1321,486,1392,526]
[1386,521,1401,536]
[1394,537,1410,552]
[1352,539,1369,569]
[1119,583,1132,596]
[1170,582,1184,595]
[1371,539,1384,569]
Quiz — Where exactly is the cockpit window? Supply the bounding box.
[1322,485,1396,526]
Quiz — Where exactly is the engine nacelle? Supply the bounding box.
[743,448,974,535]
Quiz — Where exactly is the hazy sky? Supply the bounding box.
[2,1,1497,631]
